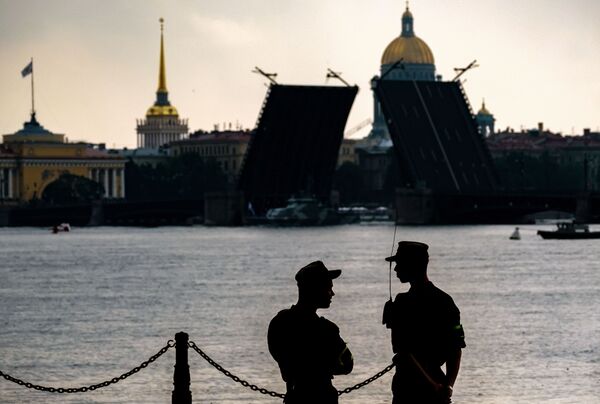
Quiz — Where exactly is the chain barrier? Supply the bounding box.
[1,337,394,398]
[188,340,285,398]
[337,362,395,396]
[188,339,394,399]
[0,340,175,394]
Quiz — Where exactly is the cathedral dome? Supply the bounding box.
[381,36,434,65]
[381,5,434,65]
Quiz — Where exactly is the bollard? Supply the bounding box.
[172,332,192,404]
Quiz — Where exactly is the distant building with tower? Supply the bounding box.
[350,3,439,201]
[136,19,188,149]
[1,113,126,202]
[1,58,125,203]
[369,3,437,140]
[475,100,495,136]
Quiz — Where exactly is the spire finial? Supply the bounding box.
[157,17,167,93]
[401,1,414,37]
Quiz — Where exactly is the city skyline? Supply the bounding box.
[1,0,599,148]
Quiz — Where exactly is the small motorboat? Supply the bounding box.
[52,223,71,233]
[537,222,600,240]
[509,227,521,240]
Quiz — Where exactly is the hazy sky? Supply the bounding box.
[1,0,599,148]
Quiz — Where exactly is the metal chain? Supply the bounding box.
[0,340,175,393]
[337,363,395,395]
[188,340,394,398]
[188,340,285,398]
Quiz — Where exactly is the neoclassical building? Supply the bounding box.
[369,4,437,140]
[136,19,188,149]
[170,129,252,184]
[1,113,126,203]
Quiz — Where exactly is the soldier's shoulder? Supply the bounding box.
[393,291,410,303]
[318,316,340,333]
[270,306,295,325]
[429,284,457,304]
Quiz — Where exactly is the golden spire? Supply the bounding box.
[158,17,167,93]
[146,17,178,116]
[478,99,491,115]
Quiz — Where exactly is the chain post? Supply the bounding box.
[172,332,192,404]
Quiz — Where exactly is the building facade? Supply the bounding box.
[337,138,358,167]
[170,129,252,184]
[1,113,126,203]
[487,125,600,192]
[136,19,188,149]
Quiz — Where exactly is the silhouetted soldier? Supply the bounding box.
[268,261,353,403]
[382,241,465,404]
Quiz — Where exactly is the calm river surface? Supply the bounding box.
[0,224,599,403]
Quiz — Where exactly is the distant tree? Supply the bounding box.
[41,173,104,205]
[125,154,229,201]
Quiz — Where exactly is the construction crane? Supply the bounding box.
[252,66,278,85]
[326,68,351,87]
[344,118,373,138]
[452,60,479,82]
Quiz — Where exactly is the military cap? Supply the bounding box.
[385,241,429,262]
[295,261,341,286]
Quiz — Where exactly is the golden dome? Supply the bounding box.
[381,36,434,65]
[477,100,491,115]
[381,5,434,66]
[146,104,179,116]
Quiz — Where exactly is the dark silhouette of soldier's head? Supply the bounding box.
[295,261,341,309]
[385,241,429,284]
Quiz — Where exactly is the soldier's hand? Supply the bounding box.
[434,383,453,403]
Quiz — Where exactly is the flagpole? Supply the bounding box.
[30,57,35,115]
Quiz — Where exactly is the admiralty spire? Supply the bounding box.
[136,18,188,149]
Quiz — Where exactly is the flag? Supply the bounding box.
[21,61,33,77]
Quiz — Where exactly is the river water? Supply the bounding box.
[0,224,599,403]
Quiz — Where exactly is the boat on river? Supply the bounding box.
[537,222,600,239]
[265,196,340,226]
[52,223,71,233]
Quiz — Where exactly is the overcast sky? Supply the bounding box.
[1,0,599,148]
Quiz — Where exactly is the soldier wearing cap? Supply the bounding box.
[268,261,353,403]
[382,241,465,404]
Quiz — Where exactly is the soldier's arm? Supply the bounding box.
[333,342,353,375]
[268,315,294,382]
[446,348,461,387]
[320,318,353,375]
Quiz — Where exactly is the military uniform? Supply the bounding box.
[268,304,353,404]
[385,281,465,404]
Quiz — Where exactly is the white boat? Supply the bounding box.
[537,222,600,240]
[52,223,71,233]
